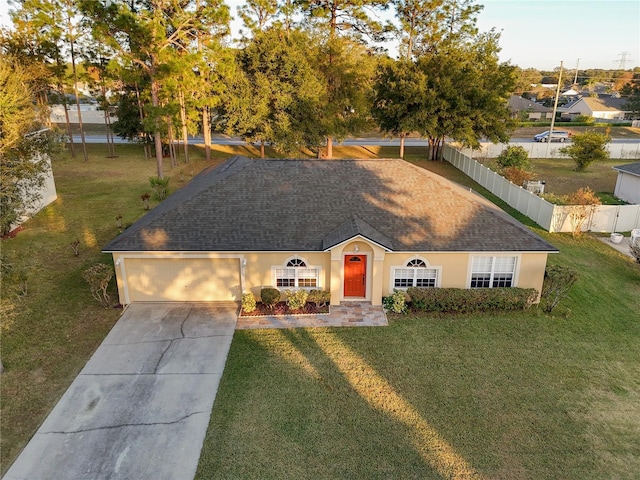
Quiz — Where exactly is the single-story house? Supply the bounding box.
[613,161,640,204]
[103,157,558,306]
[508,95,553,121]
[558,97,629,120]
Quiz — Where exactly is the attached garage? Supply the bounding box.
[114,255,242,303]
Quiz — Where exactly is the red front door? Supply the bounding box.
[344,255,366,297]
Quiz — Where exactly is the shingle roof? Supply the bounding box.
[561,96,629,113]
[613,161,640,177]
[322,215,394,250]
[508,95,552,113]
[104,157,557,253]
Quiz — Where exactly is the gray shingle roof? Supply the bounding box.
[322,215,394,250]
[104,157,557,253]
[613,161,640,177]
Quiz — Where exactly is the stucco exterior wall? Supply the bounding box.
[111,247,549,306]
[381,251,549,300]
[242,251,331,299]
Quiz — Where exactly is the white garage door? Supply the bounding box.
[124,257,241,302]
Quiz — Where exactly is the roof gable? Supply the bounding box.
[322,215,394,251]
[104,157,557,253]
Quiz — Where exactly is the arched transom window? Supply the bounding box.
[274,257,320,288]
[392,258,439,289]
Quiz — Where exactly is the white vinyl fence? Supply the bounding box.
[457,142,640,161]
[443,144,640,233]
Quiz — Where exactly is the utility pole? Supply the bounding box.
[573,58,580,86]
[546,61,563,158]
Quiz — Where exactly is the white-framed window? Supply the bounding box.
[392,258,439,289]
[273,257,320,289]
[470,256,516,288]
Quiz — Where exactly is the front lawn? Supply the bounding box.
[197,233,640,480]
[2,141,639,479]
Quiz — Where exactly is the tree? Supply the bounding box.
[219,27,325,157]
[81,0,230,178]
[412,34,516,160]
[394,0,482,59]
[297,0,385,158]
[620,72,640,116]
[0,56,56,236]
[559,131,610,172]
[496,145,530,170]
[371,58,427,158]
[9,0,90,161]
[238,0,279,34]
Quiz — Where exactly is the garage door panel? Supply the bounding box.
[125,258,240,302]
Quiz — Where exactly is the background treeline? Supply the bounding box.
[2,0,639,178]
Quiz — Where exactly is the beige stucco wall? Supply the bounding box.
[112,247,550,306]
[242,251,331,300]
[382,251,549,300]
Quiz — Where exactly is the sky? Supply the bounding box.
[1,0,638,71]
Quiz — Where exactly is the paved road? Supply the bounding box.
[3,303,237,480]
[71,135,639,146]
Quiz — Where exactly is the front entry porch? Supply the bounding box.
[236,302,388,329]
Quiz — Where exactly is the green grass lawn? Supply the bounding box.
[195,230,640,480]
[2,142,639,479]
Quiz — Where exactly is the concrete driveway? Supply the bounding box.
[4,302,237,480]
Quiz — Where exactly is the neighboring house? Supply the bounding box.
[613,162,640,204]
[103,157,558,306]
[508,95,553,121]
[10,129,58,233]
[558,97,629,120]
[50,104,117,125]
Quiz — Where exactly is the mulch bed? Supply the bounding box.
[240,301,329,317]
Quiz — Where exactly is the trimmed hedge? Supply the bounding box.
[260,287,281,309]
[406,287,538,313]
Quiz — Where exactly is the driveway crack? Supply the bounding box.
[153,340,174,373]
[179,306,193,338]
[40,411,209,435]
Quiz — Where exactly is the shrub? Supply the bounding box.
[307,289,331,308]
[82,263,114,308]
[540,192,569,205]
[149,176,170,200]
[565,187,601,237]
[140,192,151,210]
[285,289,309,311]
[260,287,281,309]
[540,265,578,313]
[241,292,257,313]
[406,287,538,313]
[630,241,640,264]
[496,145,530,170]
[383,289,407,314]
[503,166,535,186]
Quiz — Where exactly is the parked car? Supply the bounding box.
[533,130,570,142]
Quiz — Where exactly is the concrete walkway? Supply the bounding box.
[236,301,388,329]
[3,303,238,480]
[597,235,636,259]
